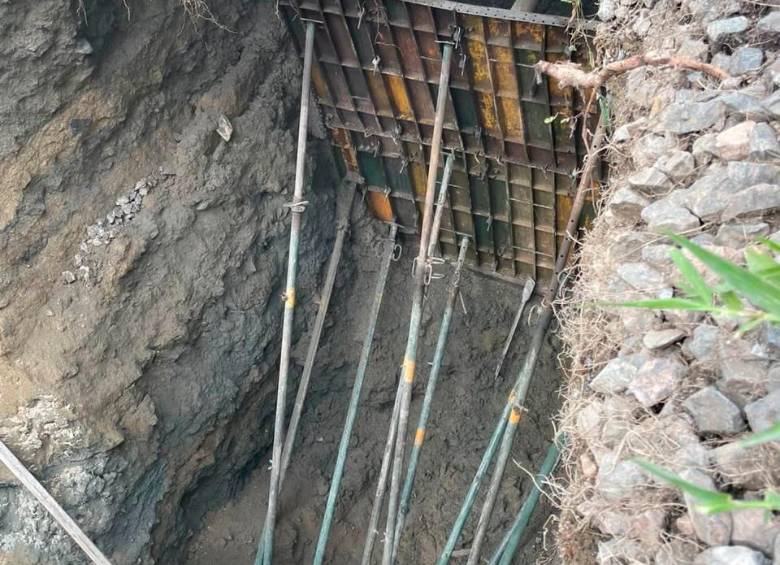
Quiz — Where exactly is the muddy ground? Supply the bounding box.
[185,210,562,564]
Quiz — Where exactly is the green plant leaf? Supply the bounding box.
[740,421,780,448]
[634,459,734,513]
[759,237,780,254]
[668,233,780,319]
[606,298,711,311]
[669,249,713,303]
[720,290,744,312]
[745,247,780,287]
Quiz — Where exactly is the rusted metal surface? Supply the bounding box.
[281,0,600,281]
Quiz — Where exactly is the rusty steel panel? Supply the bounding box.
[280,0,600,282]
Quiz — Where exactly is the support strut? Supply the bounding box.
[313,223,399,565]
[256,188,354,563]
[438,118,605,565]
[427,153,455,259]
[381,40,454,565]
[489,435,565,565]
[391,236,469,562]
[256,20,315,565]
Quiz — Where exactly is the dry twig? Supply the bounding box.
[535,53,730,90]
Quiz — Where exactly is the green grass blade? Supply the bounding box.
[669,249,713,302]
[745,247,780,287]
[739,421,780,448]
[668,233,780,318]
[606,298,711,311]
[759,237,780,254]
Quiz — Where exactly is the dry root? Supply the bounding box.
[535,53,730,90]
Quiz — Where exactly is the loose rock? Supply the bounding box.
[706,16,750,43]
[629,356,687,407]
[683,386,745,434]
[608,187,650,222]
[744,390,780,433]
[723,184,780,221]
[590,357,638,394]
[681,469,732,546]
[714,121,756,161]
[693,545,768,565]
[643,328,686,350]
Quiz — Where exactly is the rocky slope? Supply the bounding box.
[0,1,339,563]
[557,1,780,563]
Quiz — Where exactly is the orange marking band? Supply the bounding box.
[509,407,522,425]
[414,428,426,446]
[403,358,416,383]
[285,289,296,308]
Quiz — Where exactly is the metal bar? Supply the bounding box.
[382,41,454,565]
[313,223,399,565]
[427,153,455,258]
[400,0,597,29]
[490,436,564,565]
[257,21,315,565]
[0,439,113,565]
[437,118,604,565]
[436,401,511,565]
[361,377,404,565]
[492,278,534,381]
[391,236,469,563]
[255,189,355,563]
[502,165,517,276]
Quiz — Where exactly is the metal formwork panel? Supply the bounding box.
[281,0,599,282]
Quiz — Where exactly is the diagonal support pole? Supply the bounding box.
[313,223,399,565]
[391,236,469,562]
[255,187,355,563]
[381,40,454,565]
[256,20,316,565]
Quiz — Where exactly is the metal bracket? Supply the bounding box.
[284,200,309,213]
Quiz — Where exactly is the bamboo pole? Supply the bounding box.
[312,223,399,565]
[0,439,113,565]
[426,153,455,259]
[361,385,403,565]
[464,119,605,565]
[490,436,564,565]
[381,41,454,565]
[256,189,354,563]
[257,21,315,565]
[493,279,535,381]
[437,118,605,565]
[391,237,469,562]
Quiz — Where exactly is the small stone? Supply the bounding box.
[684,167,738,220]
[712,52,732,73]
[657,150,695,182]
[727,162,780,186]
[707,16,750,43]
[723,184,780,221]
[694,545,768,565]
[643,328,686,350]
[768,59,780,88]
[613,118,646,143]
[589,357,638,394]
[719,92,770,121]
[683,386,745,434]
[74,38,93,55]
[718,337,772,407]
[641,197,701,233]
[715,223,770,248]
[121,203,133,215]
[662,100,727,134]
[608,187,649,222]
[116,196,130,206]
[757,11,780,35]
[749,122,780,161]
[627,166,673,194]
[597,538,646,564]
[677,38,709,61]
[714,121,756,161]
[62,271,76,284]
[629,356,687,407]
[138,186,149,197]
[692,133,717,166]
[744,390,780,434]
[682,469,732,546]
[642,244,675,267]
[597,0,617,21]
[730,508,780,555]
[632,134,678,167]
[596,452,648,501]
[683,325,721,365]
[730,47,764,76]
[78,266,90,280]
[616,262,667,292]
[216,114,233,142]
